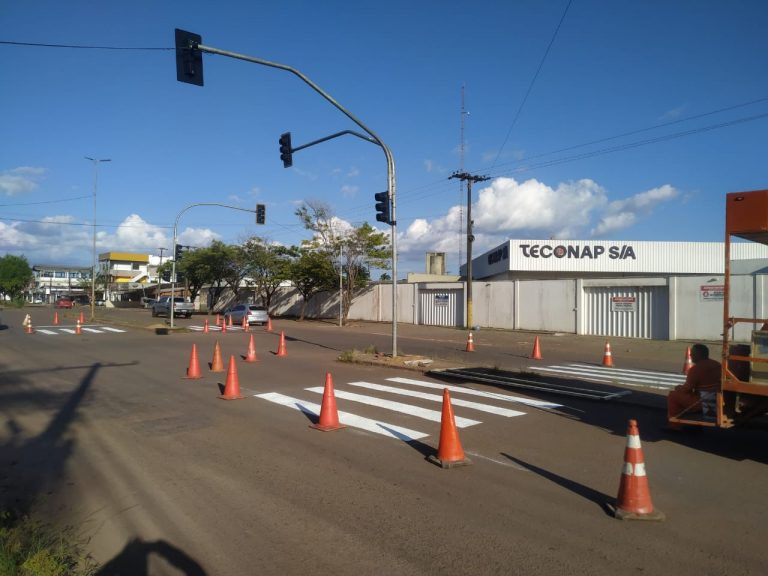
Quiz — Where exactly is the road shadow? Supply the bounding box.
[95,538,207,576]
[501,453,614,517]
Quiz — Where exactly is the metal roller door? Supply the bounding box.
[419,289,463,327]
[584,286,668,340]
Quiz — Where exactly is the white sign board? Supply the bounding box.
[611,296,637,312]
[700,285,724,301]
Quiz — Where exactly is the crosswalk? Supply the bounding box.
[32,325,127,336]
[255,377,563,442]
[526,363,686,390]
[189,325,258,332]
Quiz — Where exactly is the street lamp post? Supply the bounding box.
[85,157,111,321]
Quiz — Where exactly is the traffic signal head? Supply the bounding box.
[175,29,204,86]
[375,191,391,225]
[174,243,183,260]
[279,132,293,168]
[256,203,266,225]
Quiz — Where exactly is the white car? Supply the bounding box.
[224,304,269,326]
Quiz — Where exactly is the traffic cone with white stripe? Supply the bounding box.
[228,314,233,327]
[276,331,288,357]
[184,343,203,379]
[219,355,244,400]
[243,334,258,363]
[614,419,664,521]
[75,319,82,335]
[242,316,249,332]
[203,319,209,334]
[602,341,614,367]
[428,389,471,469]
[25,318,34,334]
[221,318,227,334]
[310,372,345,431]
[465,332,475,352]
[216,314,221,327]
[682,347,693,374]
[531,336,542,360]
[210,340,225,372]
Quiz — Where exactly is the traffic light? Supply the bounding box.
[256,204,266,225]
[375,191,391,225]
[279,132,293,168]
[175,243,184,260]
[175,29,204,86]
[161,270,171,282]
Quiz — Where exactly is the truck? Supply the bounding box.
[151,296,194,318]
[669,189,768,429]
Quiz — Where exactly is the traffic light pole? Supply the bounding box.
[169,202,258,329]
[189,40,399,356]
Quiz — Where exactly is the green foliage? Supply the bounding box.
[0,255,33,301]
[0,510,95,576]
[239,237,294,310]
[289,247,337,320]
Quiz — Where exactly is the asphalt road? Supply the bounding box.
[1,306,767,575]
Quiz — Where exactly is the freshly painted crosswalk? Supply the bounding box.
[189,325,254,332]
[32,325,127,336]
[526,363,685,390]
[255,377,563,442]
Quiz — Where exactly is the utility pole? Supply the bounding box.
[449,171,489,330]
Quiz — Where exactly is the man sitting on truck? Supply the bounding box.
[666,343,721,430]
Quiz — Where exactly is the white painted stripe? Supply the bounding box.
[59,329,76,334]
[627,435,642,449]
[100,327,126,333]
[568,363,685,382]
[634,462,646,476]
[538,365,681,385]
[81,328,103,333]
[387,377,562,408]
[255,392,429,441]
[348,381,525,417]
[623,462,633,475]
[465,451,528,470]
[305,387,481,428]
[529,366,675,390]
[36,329,58,335]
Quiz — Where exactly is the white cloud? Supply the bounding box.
[340,184,359,198]
[347,167,360,178]
[0,166,47,196]
[424,160,434,173]
[591,185,677,236]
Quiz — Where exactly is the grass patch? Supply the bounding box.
[0,510,96,576]
[338,349,356,362]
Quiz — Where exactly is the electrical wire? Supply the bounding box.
[0,40,172,51]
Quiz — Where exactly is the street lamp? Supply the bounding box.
[85,157,111,321]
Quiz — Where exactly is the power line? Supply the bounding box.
[0,194,91,207]
[491,0,573,169]
[0,40,172,51]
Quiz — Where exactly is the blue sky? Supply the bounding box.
[2,1,767,277]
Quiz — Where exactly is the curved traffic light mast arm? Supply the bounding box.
[291,129,378,152]
[169,202,258,328]
[193,41,399,356]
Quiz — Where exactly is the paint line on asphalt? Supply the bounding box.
[530,366,677,389]
[59,329,76,334]
[100,327,126,333]
[254,392,429,441]
[35,329,58,335]
[386,377,562,408]
[305,387,481,427]
[348,381,526,417]
[465,451,528,471]
[566,363,685,382]
[81,328,103,333]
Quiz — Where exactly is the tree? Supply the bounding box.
[295,202,391,324]
[240,237,294,312]
[289,246,337,320]
[0,255,33,302]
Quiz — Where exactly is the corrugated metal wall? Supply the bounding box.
[583,286,669,339]
[419,288,463,326]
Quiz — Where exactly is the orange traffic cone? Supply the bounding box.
[265,317,273,332]
[203,319,209,334]
[78,309,85,324]
[219,355,244,400]
[310,372,346,431]
[276,331,287,357]
[221,318,228,334]
[25,318,34,334]
[53,311,59,325]
[531,336,542,360]
[228,314,233,327]
[243,334,258,363]
[428,389,471,468]
[602,341,614,367]
[75,319,82,335]
[184,343,203,379]
[242,316,249,332]
[682,347,693,374]
[216,313,221,327]
[614,419,664,521]
[210,340,225,372]
[465,332,475,352]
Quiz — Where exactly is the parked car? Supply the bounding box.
[151,296,194,318]
[224,304,269,326]
[55,297,74,309]
[141,297,156,309]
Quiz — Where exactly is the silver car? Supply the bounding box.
[224,304,269,326]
